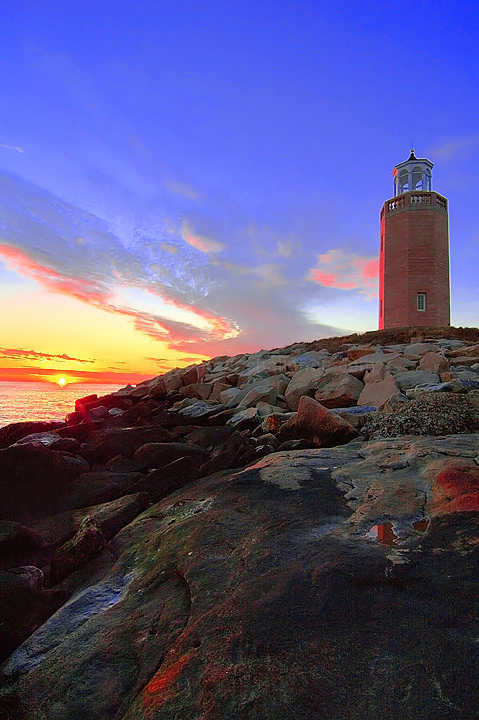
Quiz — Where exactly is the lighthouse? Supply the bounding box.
[379,150,450,329]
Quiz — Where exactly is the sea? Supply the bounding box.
[0,382,125,428]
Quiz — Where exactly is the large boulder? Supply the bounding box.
[278,396,358,447]
[314,372,364,408]
[80,426,173,464]
[32,493,151,548]
[419,352,449,374]
[133,442,209,471]
[64,472,144,510]
[357,363,402,408]
[395,370,440,392]
[0,444,68,519]
[0,421,65,451]
[4,436,479,718]
[284,367,330,411]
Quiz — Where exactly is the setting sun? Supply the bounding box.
[57,377,66,386]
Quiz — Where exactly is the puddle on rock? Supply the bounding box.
[366,519,429,545]
[366,523,398,545]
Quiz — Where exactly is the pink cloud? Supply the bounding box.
[310,271,356,289]
[0,243,239,351]
[307,249,379,298]
[0,244,110,305]
[181,221,225,254]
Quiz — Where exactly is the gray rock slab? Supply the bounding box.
[395,370,440,392]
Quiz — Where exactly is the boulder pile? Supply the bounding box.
[2,327,479,719]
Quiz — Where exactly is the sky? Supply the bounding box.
[0,0,478,385]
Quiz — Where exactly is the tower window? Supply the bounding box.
[417,293,427,312]
[399,169,409,193]
[412,166,423,190]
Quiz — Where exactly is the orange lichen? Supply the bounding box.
[144,653,191,708]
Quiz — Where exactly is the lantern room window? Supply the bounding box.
[417,293,427,312]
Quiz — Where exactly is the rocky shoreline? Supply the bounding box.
[2,326,479,718]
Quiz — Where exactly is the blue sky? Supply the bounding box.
[0,0,478,381]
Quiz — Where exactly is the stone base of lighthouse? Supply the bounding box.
[379,191,450,329]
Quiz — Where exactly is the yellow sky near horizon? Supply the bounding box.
[0,287,210,384]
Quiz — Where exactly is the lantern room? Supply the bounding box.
[393,150,433,196]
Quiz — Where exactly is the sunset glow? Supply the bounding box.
[57,377,66,386]
[0,3,477,387]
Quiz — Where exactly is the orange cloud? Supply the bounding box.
[0,365,153,384]
[0,347,95,363]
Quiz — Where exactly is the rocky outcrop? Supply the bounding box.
[3,435,479,718]
[2,327,479,717]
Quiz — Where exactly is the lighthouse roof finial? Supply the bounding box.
[408,147,417,160]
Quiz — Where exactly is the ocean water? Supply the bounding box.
[0,382,125,428]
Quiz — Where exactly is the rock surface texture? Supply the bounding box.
[2,326,479,719]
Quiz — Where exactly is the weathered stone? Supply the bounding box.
[395,370,440,392]
[55,452,90,480]
[0,522,45,570]
[178,402,223,420]
[127,458,199,501]
[284,367,329,411]
[448,343,479,358]
[0,445,68,519]
[278,396,358,447]
[133,442,209,471]
[346,345,376,361]
[6,437,479,718]
[418,352,449,374]
[89,406,108,420]
[183,426,234,449]
[208,381,231,403]
[0,421,65,451]
[386,356,417,371]
[32,493,150,548]
[314,372,364,409]
[404,342,441,356]
[80,425,172,464]
[226,407,260,430]
[357,364,401,408]
[350,351,400,365]
[65,472,143,510]
[179,382,212,401]
[50,517,105,583]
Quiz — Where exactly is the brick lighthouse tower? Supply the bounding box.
[379,150,450,329]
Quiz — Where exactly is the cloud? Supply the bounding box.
[165,180,199,200]
[181,220,225,254]
[161,242,179,254]
[307,249,379,298]
[0,243,110,305]
[0,347,95,364]
[0,365,153,384]
[0,172,360,366]
[0,144,25,154]
[431,135,479,160]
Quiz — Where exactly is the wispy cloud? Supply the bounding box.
[0,172,357,364]
[165,180,199,200]
[431,135,479,160]
[307,249,379,299]
[0,144,25,154]
[0,347,95,363]
[0,365,152,384]
[181,220,225,254]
